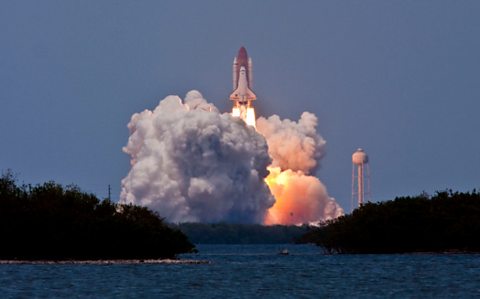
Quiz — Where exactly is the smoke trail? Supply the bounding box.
[120,91,274,223]
[257,113,344,225]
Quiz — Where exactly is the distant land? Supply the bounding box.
[299,191,480,253]
[0,171,194,260]
[176,223,310,244]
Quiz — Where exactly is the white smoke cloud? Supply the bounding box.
[256,112,325,174]
[120,90,274,223]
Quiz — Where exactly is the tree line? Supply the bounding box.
[0,171,194,260]
[298,190,480,253]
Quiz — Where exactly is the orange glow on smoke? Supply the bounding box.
[264,167,328,225]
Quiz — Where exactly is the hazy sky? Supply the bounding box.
[1,1,479,212]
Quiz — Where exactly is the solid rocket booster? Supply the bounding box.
[230,47,256,126]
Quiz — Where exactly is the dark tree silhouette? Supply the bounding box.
[299,191,480,253]
[0,171,195,260]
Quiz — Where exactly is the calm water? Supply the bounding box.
[1,244,479,298]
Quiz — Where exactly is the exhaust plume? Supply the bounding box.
[257,113,344,225]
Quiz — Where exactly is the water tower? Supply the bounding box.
[352,148,370,208]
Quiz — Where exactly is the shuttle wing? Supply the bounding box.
[230,87,256,102]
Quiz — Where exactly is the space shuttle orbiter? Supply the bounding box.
[230,66,256,103]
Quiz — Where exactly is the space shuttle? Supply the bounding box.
[230,47,257,127]
[230,47,256,104]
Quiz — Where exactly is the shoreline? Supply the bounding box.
[0,259,209,265]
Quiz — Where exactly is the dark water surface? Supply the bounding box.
[1,244,479,298]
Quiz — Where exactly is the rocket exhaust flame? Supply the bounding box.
[232,105,256,128]
[246,107,256,128]
[232,107,240,118]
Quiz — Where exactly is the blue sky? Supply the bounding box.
[1,1,479,212]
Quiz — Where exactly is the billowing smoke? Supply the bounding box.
[256,112,325,173]
[120,91,274,223]
[257,113,344,225]
[121,90,344,224]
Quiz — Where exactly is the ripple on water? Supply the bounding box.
[0,245,479,298]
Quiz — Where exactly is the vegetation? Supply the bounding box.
[176,223,310,244]
[299,191,480,253]
[0,171,194,260]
